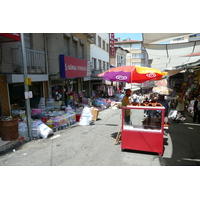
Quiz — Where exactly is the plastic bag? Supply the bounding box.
[66,106,73,113]
[168,110,177,120]
[31,121,40,139]
[79,106,93,126]
[18,122,30,141]
[36,120,53,138]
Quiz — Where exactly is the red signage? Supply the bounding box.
[60,55,90,78]
[110,33,115,56]
[0,33,21,43]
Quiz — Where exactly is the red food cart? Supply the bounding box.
[121,106,165,155]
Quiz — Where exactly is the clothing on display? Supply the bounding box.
[108,86,113,96]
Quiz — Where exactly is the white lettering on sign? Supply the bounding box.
[116,75,128,80]
[65,64,87,71]
[146,73,156,78]
[77,66,87,71]
[68,64,77,70]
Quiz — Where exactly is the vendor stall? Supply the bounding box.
[121,106,165,155]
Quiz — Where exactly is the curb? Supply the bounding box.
[0,139,22,153]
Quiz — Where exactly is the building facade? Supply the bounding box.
[46,33,95,105]
[0,33,49,116]
[0,33,96,116]
[90,33,110,95]
[114,38,149,67]
[110,46,129,67]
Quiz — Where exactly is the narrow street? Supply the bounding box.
[0,107,200,166]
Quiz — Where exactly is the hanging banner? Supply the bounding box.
[60,55,90,78]
[110,33,115,56]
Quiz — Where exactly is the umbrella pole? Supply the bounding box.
[131,71,132,90]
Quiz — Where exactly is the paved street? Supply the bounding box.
[0,108,200,166]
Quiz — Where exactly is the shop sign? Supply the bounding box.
[110,33,115,56]
[60,55,91,78]
[0,33,21,43]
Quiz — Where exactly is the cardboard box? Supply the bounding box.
[91,109,99,121]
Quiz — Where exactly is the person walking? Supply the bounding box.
[121,89,132,125]
[193,96,200,123]
[157,95,169,117]
[176,93,185,117]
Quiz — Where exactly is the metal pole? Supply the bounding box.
[21,33,32,140]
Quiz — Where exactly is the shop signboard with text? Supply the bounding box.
[60,55,91,78]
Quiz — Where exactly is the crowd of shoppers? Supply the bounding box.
[121,89,200,124]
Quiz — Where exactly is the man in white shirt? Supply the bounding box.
[132,93,138,102]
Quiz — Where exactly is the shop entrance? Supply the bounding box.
[9,82,43,109]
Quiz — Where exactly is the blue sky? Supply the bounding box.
[114,33,169,44]
[114,33,143,41]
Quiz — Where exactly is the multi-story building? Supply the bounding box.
[47,33,94,104]
[169,33,200,44]
[90,33,110,93]
[0,33,95,116]
[110,45,129,67]
[114,38,150,67]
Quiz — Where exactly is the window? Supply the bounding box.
[132,53,146,59]
[92,58,96,70]
[121,44,130,49]
[121,56,126,65]
[106,43,109,52]
[107,62,109,70]
[103,61,106,70]
[189,34,197,38]
[98,36,101,48]
[64,37,70,55]
[103,40,105,50]
[80,44,84,59]
[131,43,142,50]
[98,59,101,70]
[72,40,78,57]
[173,37,184,41]
[132,62,141,66]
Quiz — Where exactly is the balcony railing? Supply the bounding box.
[12,48,46,74]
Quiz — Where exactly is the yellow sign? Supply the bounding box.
[26,78,32,85]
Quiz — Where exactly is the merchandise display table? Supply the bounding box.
[121,106,165,155]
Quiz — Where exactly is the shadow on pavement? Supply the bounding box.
[111,132,118,139]
[159,112,200,166]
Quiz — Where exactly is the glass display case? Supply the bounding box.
[121,106,165,155]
